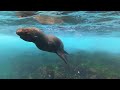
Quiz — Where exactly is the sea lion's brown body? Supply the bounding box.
[16,27,68,64]
[35,35,63,52]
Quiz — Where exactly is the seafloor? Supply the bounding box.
[8,51,120,79]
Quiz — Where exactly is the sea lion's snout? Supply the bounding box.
[16,29,23,35]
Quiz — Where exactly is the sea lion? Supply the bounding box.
[16,27,68,64]
[16,11,38,18]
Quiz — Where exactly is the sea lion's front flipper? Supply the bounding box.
[56,51,68,64]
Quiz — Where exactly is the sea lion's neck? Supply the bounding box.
[34,31,48,44]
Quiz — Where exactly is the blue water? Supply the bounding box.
[1,11,120,79]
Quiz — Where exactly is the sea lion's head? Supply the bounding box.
[16,27,41,42]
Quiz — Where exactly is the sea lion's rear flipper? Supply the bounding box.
[56,51,68,64]
[64,50,69,55]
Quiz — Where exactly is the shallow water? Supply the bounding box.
[0,11,120,79]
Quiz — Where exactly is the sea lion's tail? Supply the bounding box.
[56,50,68,64]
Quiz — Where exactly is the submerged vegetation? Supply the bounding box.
[9,51,120,79]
